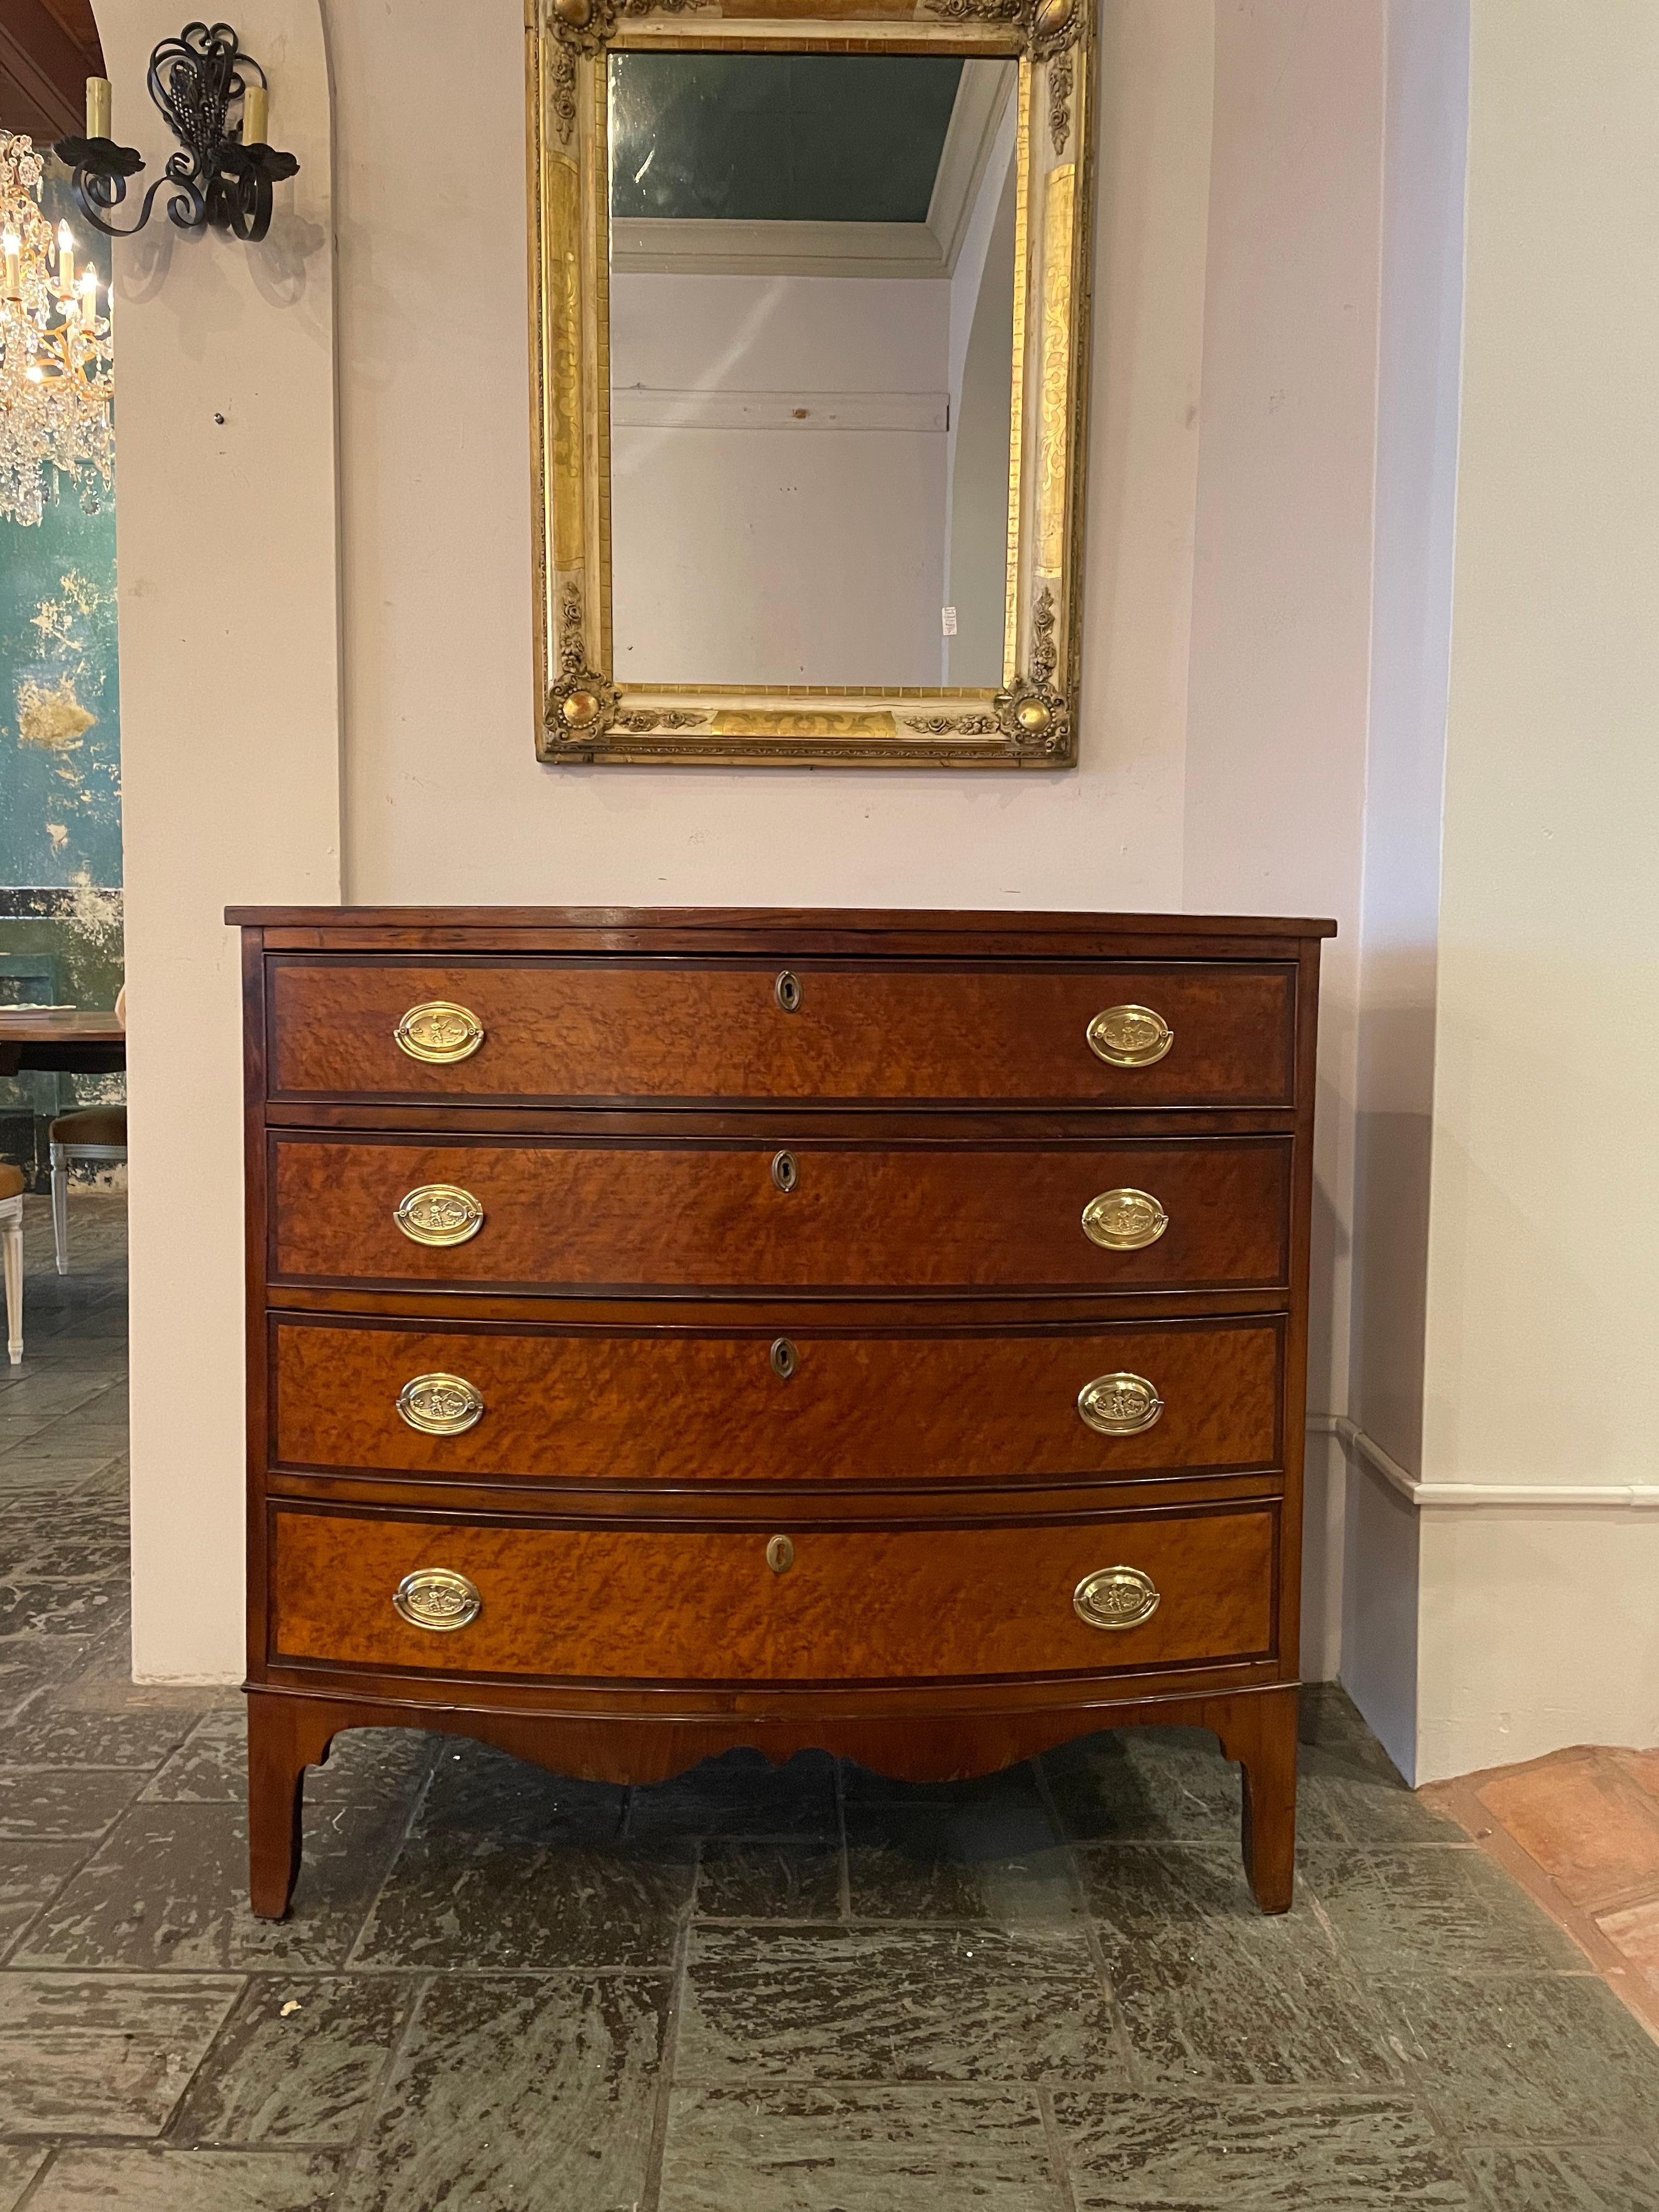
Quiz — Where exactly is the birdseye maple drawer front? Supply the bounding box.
[270,1317,1283,1483]
[268,1503,1278,1681]
[268,1136,1292,1294]
[264,957,1296,1107]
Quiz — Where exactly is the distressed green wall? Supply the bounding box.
[0,161,123,1182]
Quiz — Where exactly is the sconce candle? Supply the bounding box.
[56,25,297,244]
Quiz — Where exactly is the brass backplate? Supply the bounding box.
[766,1534,795,1575]
[771,1150,799,1194]
[1085,1004,1173,1068]
[393,1567,483,1633]
[397,1372,485,1437]
[770,1337,798,1380]
[1077,1371,1164,1437]
[394,1000,485,1064]
[394,1183,485,1248]
[1073,1565,1160,1630]
[1081,1187,1169,1251]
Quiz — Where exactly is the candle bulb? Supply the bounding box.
[2,229,20,301]
[85,75,111,139]
[242,83,268,145]
[57,222,74,296]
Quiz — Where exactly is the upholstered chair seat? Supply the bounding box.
[49,1105,128,1148]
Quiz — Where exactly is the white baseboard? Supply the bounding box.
[1311,1414,1659,1509]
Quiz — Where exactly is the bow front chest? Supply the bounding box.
[230,904,1333,1916]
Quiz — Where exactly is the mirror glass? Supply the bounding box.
[607,53,1019,691]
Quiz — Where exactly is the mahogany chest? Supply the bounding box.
[229,905,1333,1916]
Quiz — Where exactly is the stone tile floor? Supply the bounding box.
[3,1197,1659,2207]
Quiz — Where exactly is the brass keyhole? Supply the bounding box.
[770,1337,798,1380]
[775,969,803,1013]
[771,1149,799,1194]
[766,1534,795,1575]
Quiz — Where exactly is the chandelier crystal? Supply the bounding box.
[0,131,114,528]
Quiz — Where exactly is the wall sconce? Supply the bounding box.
[53,21,298,245]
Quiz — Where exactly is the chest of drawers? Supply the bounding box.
[230,905,1333,1918]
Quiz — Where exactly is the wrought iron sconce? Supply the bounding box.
[53,21,298,245]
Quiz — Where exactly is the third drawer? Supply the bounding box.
[270,1314,1285,1486]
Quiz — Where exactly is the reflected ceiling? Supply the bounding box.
[608,56,966,225]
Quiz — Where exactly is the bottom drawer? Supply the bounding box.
[267,1503,1278,1684]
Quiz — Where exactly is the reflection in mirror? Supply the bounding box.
[607,54,1018,691]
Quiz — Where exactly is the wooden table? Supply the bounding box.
[0,1010,126,1080]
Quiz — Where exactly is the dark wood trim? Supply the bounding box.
[228,904,1339,939]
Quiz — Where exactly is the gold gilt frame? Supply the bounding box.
[526,0,1094,768]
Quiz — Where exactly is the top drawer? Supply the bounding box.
[264,958,1296,1109]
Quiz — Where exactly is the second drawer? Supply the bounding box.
[270,1315,1284,1485]
[268,1136,1292,1295]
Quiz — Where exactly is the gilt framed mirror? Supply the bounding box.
[526,0,1092,768]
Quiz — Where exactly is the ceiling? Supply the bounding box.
[0,0,104,144]
[610,55,965,227]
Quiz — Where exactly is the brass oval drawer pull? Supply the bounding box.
[1077,1372,1164,1437]
[1081,1187,1168,1251]
[397,1372,484,1436]
[1074,1566,1160,1630]
[1086,1005,1172,1069]
[771,1149,799,1194]
[395,1000,484,1064]
[394,1183,485,1247]
[775,969,803,1013]
[770,1336,798,1380]
[393,1567,482,1632]
[766,1534,795,1575]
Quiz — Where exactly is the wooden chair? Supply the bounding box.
[48,1105,127,1275]
[0,1163,22,1364]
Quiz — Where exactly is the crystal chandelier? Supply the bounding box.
[0,131,114,528]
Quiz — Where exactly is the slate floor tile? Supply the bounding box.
[1054,2090,1471,2209]
[1079,1844,1400,2087]
[1306,1844,1585,1974]
[0,1702,191,1770]
[844,1799,1080,1924]
[349,1735,685,1969]
[0,1764,144,1839]
[629,1747,839,1838]
[0,1577,122,1640]
[695,1833,844,1921]
[840,1759,1049,1812]
[1463,2142,1659,2212]
[336,1973,669,2212]
[353,1822,693,1969]
[24,2148,340,2210]
[171,1973,412,2146]
[678,1922,1125,2083]
[658,2083,1065,2210]
[0,1970,241,2134]
[141,1707,436,1806]
[0,2146,47,2212]
[1384,1970,1659,2140]
[1043,1728,1244,1844]
[0,1837,92,1953]
[12,1795,409,1970]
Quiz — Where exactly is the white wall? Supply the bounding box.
[1181,0,1385,1680]
[1340,0,1467,1775]
[610,274,947,686]
[113,0,1386,1685]
[97,0,342,1682]
[1410,0,1659,1778]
